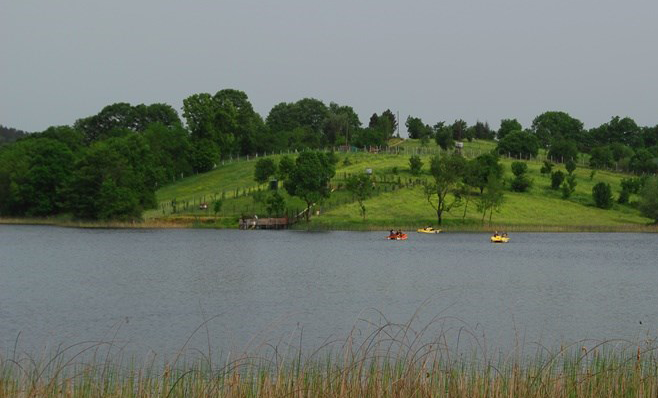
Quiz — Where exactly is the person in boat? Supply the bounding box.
[502,232,508,238]
[493,231,499,237]
[397,229,402,236]
[389,229,395,237]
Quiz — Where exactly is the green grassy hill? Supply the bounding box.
[146,140,654,231]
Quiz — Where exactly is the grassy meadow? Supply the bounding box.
[143,139,655,231]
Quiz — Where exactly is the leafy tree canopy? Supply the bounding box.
[284,151,336,221]
[531,111,583,148]
[497,119,522,140]
[254,158,277,184]
[496,130,539,158]
[0,137,75,216]
[639,177,658,223]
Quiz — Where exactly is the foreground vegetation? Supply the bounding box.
[2,336,656,397]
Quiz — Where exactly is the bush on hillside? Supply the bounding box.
[593,182,614,209]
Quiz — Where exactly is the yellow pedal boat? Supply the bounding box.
[417,227,441,234]
[490,235,510,243]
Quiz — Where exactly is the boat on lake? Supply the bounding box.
[417,227,441,234]
[490,234,510,243]
[387,233,408,240]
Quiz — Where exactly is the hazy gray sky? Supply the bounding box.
[2,0,657,134]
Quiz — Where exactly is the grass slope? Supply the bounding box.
[148,140,654,230]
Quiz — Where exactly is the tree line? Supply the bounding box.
[1,88,657,221]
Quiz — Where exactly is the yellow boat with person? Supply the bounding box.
[417,227,442,234]
[490,232,510,243]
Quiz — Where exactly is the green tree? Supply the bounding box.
[589,146,614,169]
[381,109,398,137]
[434,122,454,150]
[75,102,181,144]
[183,90,264,158]
[629,149,658,174]
[345,173,374,220]
[496,130,539,158]
[477,173,505,224]
[67,134,157,220]
[497,118,522,140]
[540,160,554,176]
[531,111,584,148]
[590,116,642,148]
[406,116,426,140]
[592,182,613,209]
[638,177,658,223]
[473,121,494,139]
[548,139,579,163]
[284,151,336,222]
[265,191,286,217]
[0,138,75,216]
[561,174,577,199]
[510,161,532,192]
[38,125,85,152]
[565,159,577,175]
[277,155,295,180]
[424,153,466,225]
[464,153,503,194]
[323,102,361,145]
[190,139,219,173]
[409,155,423,176]
[451,119,468,141]
[213,199,223,218]
[551,171,565,190]
[143,123,193,184]
[254,158,277,184]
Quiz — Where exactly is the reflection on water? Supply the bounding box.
[1,225,657,358]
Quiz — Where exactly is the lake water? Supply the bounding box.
[1,225,657,360]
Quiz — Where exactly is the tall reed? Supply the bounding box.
[2,319,657,398]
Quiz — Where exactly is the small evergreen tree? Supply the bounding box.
[561,174,577,199]
[551,171,565,190]
[592,182,613,209]
[540,160,554,176]
[409,155,423,176]
[638,177,658,223]
[565,159,577,175]
[510,161,532,192]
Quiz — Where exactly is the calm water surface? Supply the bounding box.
[1,225,657,358]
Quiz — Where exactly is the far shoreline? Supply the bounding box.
[2,217,657,233]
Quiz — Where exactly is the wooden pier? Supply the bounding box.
[239,217,291,230]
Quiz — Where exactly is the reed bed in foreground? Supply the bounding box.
[2,338,657,397]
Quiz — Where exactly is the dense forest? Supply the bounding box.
[1,88,657,220]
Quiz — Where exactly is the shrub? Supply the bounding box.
[618,189,630,204]
[561,174,577,199]
[565,159,577,175]
[638,177,658,223]
[409,155,423,176]
[511,161,528,177]
[621,177,642,194]
[511,176,532,192]
[551,171,565,190]
[540,160,554,175]
[592,182,613,209]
